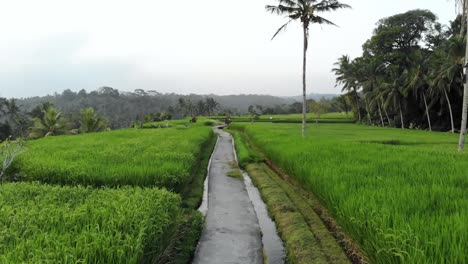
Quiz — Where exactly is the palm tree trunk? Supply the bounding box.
[398,99,405,129]
[443,87,455,133]
[459,10,468,151]
[365,98,372,125]
[301,25,308,137]
[461,0,467,36]
[353,88,361,122]
[377,101,385,127]
[423,92,432,132]
[382,98,391,126]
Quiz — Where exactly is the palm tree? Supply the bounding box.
[379,66,407,129]
[406,50,433,131]
[266,0,350,137]
[458,0,468,151]
[80,108,108,133]
[430,39,464,133]
[29,108,71,139]
[360,58,385,126]
[333,55,361,122]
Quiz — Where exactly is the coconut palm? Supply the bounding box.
[430,38,465,133]
[458,0,468,151]
[266,0,350,137]
[29,108,71,139]
[379,66,407,129]
[80,108,108,133]
[406,50,433,131]
[333,55,362,122]
[359,58,386,126]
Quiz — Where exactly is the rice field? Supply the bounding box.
[212,112,353,123]
[0,183,181,263]
[14,127,214,190]
[232,122,468,263]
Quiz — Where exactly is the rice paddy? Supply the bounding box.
[231,122,468,263]
[213,112,353,124]
[1,124,216,263]
[15,127,214,190]
[0,183,181,263]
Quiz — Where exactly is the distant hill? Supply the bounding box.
[13,88,295,129]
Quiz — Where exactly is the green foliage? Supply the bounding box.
[16,127,213,189]
[230,130,263,168]
[29,107,72,139]
[79,107,108,133]
[0,183,182,263]
[0,137,25,181]
[233,123,468,263]
[214,112,354,125]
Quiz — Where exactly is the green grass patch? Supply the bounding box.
[181,131,217,209]
[232,122,468,263]
[227,169,243,179]
[0,182,181,263]
[15,127,213,190]
[245,164,349,264]
[212,112,354,124]
[229,129,264,167]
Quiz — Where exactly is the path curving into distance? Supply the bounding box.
[193,126,283,264]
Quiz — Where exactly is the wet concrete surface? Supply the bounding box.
[193,127,263,264]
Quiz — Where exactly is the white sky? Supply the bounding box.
[0,0,457,98]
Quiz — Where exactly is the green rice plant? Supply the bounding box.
[14,127,214,190]
[212,112,354,124]
[232,122,468,263]
[0,182,181,263]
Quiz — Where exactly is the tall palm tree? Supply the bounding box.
[406,50,433,131]
[266,0,350,137]
[459,0,468,151]
[379,66,407,129]
[431,39,464,133]
[333,55,361,122]
[360,58,385,126]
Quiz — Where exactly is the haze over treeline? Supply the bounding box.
[11,87,314,128]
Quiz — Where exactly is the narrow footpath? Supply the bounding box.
[193,127,263,264]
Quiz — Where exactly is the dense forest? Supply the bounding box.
[333,9,466,132]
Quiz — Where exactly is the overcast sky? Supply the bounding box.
[0,0,458,99]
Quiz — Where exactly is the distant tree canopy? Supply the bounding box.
[14,88,297,130]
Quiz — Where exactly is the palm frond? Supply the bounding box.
[271,19,294,40]
[315,1,351,12]
[310,15,338,26]
[265,4,298,15]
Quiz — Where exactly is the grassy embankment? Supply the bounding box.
[232,122,468,263]
[2,121,217,263]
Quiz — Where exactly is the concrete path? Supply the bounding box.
[192,127,263,264]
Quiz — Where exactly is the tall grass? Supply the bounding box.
[233,123,468,263]
[0,182,181,263]
[15,127,213,190]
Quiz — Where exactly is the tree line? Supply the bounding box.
[0,98,108,140]
[1,87,318,141]
[333,9,467,136]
